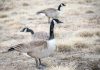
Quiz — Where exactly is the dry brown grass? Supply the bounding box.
[75,31,94,37]
[57,44,72,52]
[56,37,91,52]
[75,29,100,37]
[93,46,100,54]
[0,0,100,70]
[79,32,93,37]
[22,3,29,6]
[76,60,100,70]
[6,21,23,30]
[48,65,75,70]
[0,14,8,18]
[0,0,13,11]
[85,0,95,3]
[90,61,100,70]
[85,10,94,14]
[74,42,89,48]
[95,31,100,37]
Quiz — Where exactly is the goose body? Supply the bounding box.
[27,39,56,58]
[37,3,66,23]
[37,8,58,19]
[7,19,63,69]
[11,39,55,58]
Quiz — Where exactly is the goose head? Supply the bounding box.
[58,3,66,11]
[51,19,63,24]
[49,19,63,40]
[20,27,34,35]
[60,3,66,7]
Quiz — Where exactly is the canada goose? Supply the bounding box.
[6,19,63,69]
[36,3,66,23]
[20,27,34,34]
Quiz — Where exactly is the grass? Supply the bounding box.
[94,46,100,54]
[0,14,8,18]
[6,21,23,29]
[57,44,72,52]
[88,61,100,70]
[23,3,29,6]
[75,29,100,37]
[48,65,75,70]
[86,10,94,14]
[0,0,100,70]
[95,31,100,37]
[76,60,100,70]
[56,36,91,52]
[0,0,13,11]
[74,42,88,48]
[85,0,95,3]
[75,31,94,37]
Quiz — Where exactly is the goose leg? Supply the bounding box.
[39,58,46,67]
[35,58,47,69]
[35,58,40,68]
[39,58,42,65]
[35,58,45,69]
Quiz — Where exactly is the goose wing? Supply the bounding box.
[29,40,47,49]
[37,8,57,14]
[10,40,47,53]
[37,8,58,18]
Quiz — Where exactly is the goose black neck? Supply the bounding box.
[26,28,34,35]
[21,28,34,35]
[58,4,62,11]
[21,28,26,32]
[30,30,34,35]
[49,22,54,40]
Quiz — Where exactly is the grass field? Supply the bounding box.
[0,0,100,70]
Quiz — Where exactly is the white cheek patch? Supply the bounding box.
[24,28,27,32]
[53,20,57,25]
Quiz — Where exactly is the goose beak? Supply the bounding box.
[53,19,63,24]
[63,4,66,6]
[57,20,63,23]
[56,20,63,23]
[62,3,66,6]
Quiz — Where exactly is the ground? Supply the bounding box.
[0,0,100,70]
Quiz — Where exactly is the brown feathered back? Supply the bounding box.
[37,8,58,19]
[11,40,47,53]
